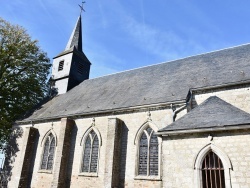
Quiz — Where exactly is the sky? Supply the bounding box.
[1,0,250,78]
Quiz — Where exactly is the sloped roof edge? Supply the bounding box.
[156,124,250,136]
[158,96,250,134]
[21,43,250,122]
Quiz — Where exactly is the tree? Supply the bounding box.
[0,18,51,149]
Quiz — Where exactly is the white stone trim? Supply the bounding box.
[78,172,98,177]
[134,120,159,145]
[134,175,161,181]
[79,126,101,176]
[194,143,232,188]
[134,121,162,180]
[80,126,102,146]
[40,129,57,147]
[37,169,52,174]
[157,124,250,136]
[39,129,57,173]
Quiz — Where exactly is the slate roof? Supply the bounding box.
[22,44,250,122]
[158,96,250,133]
[53,46,90,61]
[65,15,82,52]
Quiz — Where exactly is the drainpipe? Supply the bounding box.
[186,89,193,112]
[171,104,186,122]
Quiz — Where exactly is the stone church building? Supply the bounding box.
[6,15,250,188]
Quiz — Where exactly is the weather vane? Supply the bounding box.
[79,1,86,14]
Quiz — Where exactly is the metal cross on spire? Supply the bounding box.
[79,1,86,14]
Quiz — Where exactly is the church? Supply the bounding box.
[5,13,250,188]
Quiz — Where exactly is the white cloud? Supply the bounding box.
[94,1,202,61]
[97,0,108,29]
[86,44,125,78]
[102,0,226,62]
[122,15,194,60]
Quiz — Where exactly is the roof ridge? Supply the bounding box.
[88,43,250,81]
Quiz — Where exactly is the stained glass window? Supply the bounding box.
[149,132,158,175]
[82,130,99,173]
[41,133,55,170]
[138,127,158,176]
[139,132,148,175]
[82,136,91,172]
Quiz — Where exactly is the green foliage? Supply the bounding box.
[0,18,51,149]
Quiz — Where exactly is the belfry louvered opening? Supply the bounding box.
[58,61,64,71]
[82,130,99,173]
[77,62,84,74]
[40,133,55,170]
[202,151,225,188]
[138,127,158,176]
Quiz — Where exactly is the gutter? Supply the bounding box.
[156,124,250,136]
[189,79,250,92]
[17,99,186,124]
[17,79,250,125]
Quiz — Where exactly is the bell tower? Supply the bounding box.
[50,15,91,95]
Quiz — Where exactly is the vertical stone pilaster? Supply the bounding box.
[18,127,38,188]
[104,118,123,188]
[51,118,74,188]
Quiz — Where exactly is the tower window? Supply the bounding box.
[78,62,84,74]
[58,61,64,71]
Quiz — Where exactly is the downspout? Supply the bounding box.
[171,89,193,122]
[171,104,186,122]
[186,89,193,112]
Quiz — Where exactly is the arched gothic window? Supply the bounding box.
[202,151,225,188]
[138,127,158,176]
[82,130,99,173]
[40,133,55,170]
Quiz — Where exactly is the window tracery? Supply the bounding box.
[82,130,99,173]
[138,127,158,176]
[41,133,55,170]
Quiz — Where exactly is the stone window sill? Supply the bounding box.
[38,169,52,174]
[78,172,98,177]
[134,175,161,181]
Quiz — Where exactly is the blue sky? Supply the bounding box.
[1,0,250,78]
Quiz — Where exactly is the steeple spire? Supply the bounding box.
[51,3,91,95]
[65,15,83,52]
[65,1,85,52]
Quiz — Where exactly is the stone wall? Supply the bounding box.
[193,85,250,113]
[18,127,38,188]
[51,118,74,188]
[7,84,250,187]
[69,109,169,188]
[162,129,250,188]
[30,121,61,188]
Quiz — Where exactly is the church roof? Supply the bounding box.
[158,96,250,134]
[22,44,250,122]
[65,15,82,52]
[53,46,91,63]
